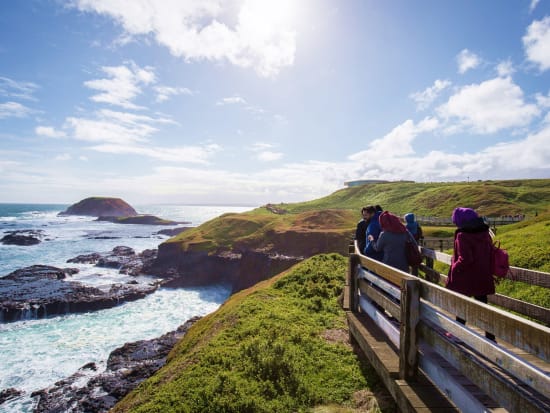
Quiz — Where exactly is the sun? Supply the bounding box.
[238,0,298,39]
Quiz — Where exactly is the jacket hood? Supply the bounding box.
[404,213,415,224]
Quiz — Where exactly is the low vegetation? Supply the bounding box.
[113,254,391,413]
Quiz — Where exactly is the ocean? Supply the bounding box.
[0,203,252,412]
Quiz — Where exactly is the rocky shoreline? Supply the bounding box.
[0,246,162,323]
[0,317,200,412]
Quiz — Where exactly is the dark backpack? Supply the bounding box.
[492,241,510,278]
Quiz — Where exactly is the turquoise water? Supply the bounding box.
[0,203,252,412]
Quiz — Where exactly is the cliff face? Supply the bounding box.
[150,208,354,293]
[59,197,138,217]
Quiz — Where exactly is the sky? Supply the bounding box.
[1,0,549,206]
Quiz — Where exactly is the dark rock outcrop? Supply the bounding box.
[32,317,200,413]
[0,388,24,405]
[67,246,158,276]
[0,264,159,323]
[58,197,138,217]
[1,229,45,246]
[96,214,186,226]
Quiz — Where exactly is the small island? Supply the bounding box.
[58,197,138,217]
[58,197,189,227]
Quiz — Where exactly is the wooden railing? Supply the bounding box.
[345,242,550,412]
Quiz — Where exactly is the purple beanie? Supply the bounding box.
[452,207,479,227]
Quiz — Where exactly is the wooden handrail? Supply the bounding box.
[347,241,550,412]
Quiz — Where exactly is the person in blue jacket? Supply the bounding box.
[363,205,383,260]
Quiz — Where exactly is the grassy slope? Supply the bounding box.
[113,254,388,413]
[277,179,550,217]
[165,179,550,254]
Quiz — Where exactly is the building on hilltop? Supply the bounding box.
[344,179,389,187]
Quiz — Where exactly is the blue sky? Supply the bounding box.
[1,0,549,205]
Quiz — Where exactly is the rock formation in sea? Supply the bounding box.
[31,317,200,413]
[0,263,159,323]
[58,197,138,217]
[0,229,46,246]
[96,215,189,226]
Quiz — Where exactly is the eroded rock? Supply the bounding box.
[33,317,200,413]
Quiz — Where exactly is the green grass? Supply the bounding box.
[271,179,550,218]
[113,254,388,413]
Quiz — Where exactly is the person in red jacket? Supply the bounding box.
[446,207,495,341]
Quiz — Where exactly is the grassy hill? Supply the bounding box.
[113,254,391,413]
[276,179,550,217]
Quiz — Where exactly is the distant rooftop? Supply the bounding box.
[344,179,390,187]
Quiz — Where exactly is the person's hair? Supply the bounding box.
[361,206,369,213]
[365,205,377,214]
[375,205,383,212]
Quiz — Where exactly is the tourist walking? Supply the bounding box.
[369,211,413,273]
[446,207,496,341]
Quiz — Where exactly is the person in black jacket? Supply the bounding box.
[354,207,370,253]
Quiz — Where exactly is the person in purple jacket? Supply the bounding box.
[446,207,495,341]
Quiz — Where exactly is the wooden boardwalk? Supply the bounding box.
[344,243,550,412]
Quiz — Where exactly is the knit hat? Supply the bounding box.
[451,207,479,228]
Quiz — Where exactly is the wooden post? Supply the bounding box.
[399,278,420,381]
[349,254,360,312]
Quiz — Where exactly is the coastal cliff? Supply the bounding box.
[149,208,355,292]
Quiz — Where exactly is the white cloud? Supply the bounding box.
[496,60,515,77]
[349,117,439,161]
[88,142,222,163]
[55,153,72,161]
[72,0,297,77]
[536,91,550,108]
[248,142,283,162]
[0,76,39,101]
[154,85,193,102]
[456,49,481,74]
[529,0,540,13]
[84,62,156,109]
[523,16,550,71]
[256,151,283,161]
[0,101,34,119]
[410,79,451,110]
[64,109,173,144]
[437,77,540,134]
[35,126,66,138]
[216,95,247,106]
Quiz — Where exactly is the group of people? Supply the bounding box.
[355,205,423,273]
[355,205,496,341]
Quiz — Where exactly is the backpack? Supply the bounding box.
[492,241,510,278]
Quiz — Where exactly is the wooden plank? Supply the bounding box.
[489,294,550,326]
[357,268,401,300]
[347,312,458,413]
[508,266,550,288]
[418,348,503,413]
[419,323,550,413]
[358,296,400,348]
[358,254,416,286]
[419,280,550,362]
[400,278,420,381]
[420,302,550,401]
[342,285,350,311]
[421,248,452,265]
[349,254,360,312]
[358,278,401,321]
